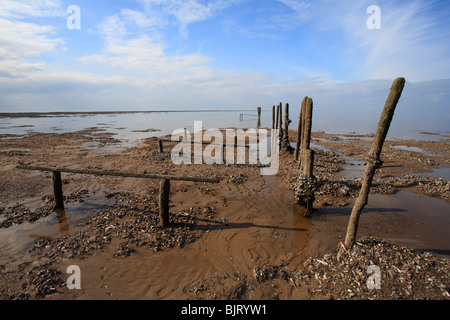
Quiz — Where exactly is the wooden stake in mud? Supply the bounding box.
[257,107,262,129]
[275,104,280,130]
[159,178,170,227]
[344,77,406,249]
[281,103,293,152]
[299,98,313,172]
[278,102,283,149]
[296,149,315,216]
[52,171,64,210]
[295,97,316,216]
[272,105,275,129]
[295,97,307,161]
[158,138,164,153]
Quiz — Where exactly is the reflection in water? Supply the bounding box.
[55,209,71,237]
[29,208,70,241]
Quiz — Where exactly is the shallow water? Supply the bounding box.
[1,110,448,143]
[0,191,114,257]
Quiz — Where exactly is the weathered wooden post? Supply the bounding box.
[344,77,406,248]
[296,149,315,216]
[52,171,64,210]
[299,98,313,172]
[159,178,170,227]
[281,103,293,152]
[158,138,164,153]
[257,107,262,129]
[275,104,280,130]
[295,97,307,161]
[272,105,275,129]
[295,97,315,216]
[278,102,283,149]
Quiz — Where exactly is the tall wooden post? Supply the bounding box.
[257,107,262,129]
[281,103,293,152]
[278,102,283,149]
[158,139,164,153]
[296,97,316,216]
[52,171,64,210]
[295,97,307,161]
[272,105,275,129]
[344,77,406,248]
[299,98,313,172]
[275,104,279,130]
[159,178,170,227]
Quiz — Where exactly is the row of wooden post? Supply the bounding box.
[269,98,315,216]
[266,77,405,247]
[41,77,405,248]
[271,102,293,152]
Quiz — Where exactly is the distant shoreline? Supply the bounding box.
[0,110,255,118]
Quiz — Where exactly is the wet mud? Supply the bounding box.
[0,127,448,300]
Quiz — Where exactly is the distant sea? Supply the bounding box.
[0,109,448,145]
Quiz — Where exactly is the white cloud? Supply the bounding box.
[121,8,166,29]
[80,10,215,81]
[137,0,244,37]
[0,0,64,78]
[0,18,62,59]
[0,0,64,19]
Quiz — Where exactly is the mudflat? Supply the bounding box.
[0,127,448,300]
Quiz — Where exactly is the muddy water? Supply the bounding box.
[311,191,450,258]
[0,191,114,265]
[58,171,449,300]
[49,173,313,299]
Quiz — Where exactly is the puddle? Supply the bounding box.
[313,191,450,258]
[336,155,366,179]
[0,191,115,258]
[311,142,366,180]
[417,167,450,180]
[389,145,436,156]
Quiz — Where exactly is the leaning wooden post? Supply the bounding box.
[52,171,64,210]
[159,178,171,227]
[344,77,406,249]
[257,107,262,129]
[295,97,307,161]
[158,139,164,153]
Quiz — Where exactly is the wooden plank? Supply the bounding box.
[17,165,221,183]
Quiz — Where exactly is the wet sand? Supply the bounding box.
[0,127,449,300]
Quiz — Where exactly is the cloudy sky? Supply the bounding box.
[0,0,449,115]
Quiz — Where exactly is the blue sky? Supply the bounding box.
[0,0,450,114]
